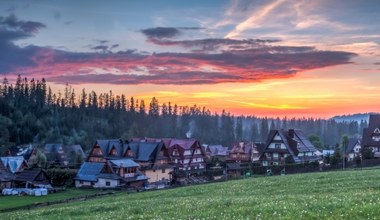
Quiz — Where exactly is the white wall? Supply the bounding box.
[94,178,119,188]
[75,180,92,188]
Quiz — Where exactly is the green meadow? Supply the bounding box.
[3,169,380,219]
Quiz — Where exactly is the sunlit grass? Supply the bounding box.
[3,169,380,219]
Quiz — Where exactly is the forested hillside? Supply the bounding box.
[0,76,368,153]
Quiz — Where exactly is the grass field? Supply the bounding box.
[3,169,380,219]
[0,188,104,211]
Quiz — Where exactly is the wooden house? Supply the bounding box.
[0,156,29,173]
[74,159,148,188]
[0,161,13,190]
[206,145,228,161]
[13,169,49,188]
[259,129,319,166]
[6,144,37,164]
[44,144,85,168]
[164,138,207,172]
[127,140,173,183]
[362,115,380,158]
[226,142,253,163]
[87,139,124,162]
[346,138,361,161]
[87,139,173,183]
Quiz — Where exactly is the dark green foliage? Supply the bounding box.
[285,155,294,164]
[308,135,323,150]
[0,76,367,152]
[362,147,374,159]
[45,168,77,186]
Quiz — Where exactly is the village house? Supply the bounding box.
[44,144,85,168]
[77,139,157,188]
[259,129,319,166]
[164,138,207,173]
[5,144,37,164]
[362,115,380,158]
[346,138,361,161]
[87,139,173,183]
[0,156,29,173]
[0,156,49,189]
[127,139,173,183]
[226,142,254,163]
[205,145,228,161]
[87,139,124,163]
[75,158,148,188]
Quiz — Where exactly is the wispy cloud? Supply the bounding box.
[225,0,285,39]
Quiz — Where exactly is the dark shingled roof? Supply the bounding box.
[14,169,47,182]
[8,144,36,161]
[346,138,361,153]
[207,145,228,157]
[75,162,104,182]
[362,115,380,148]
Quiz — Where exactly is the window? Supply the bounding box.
[162,169,165,173]
[106,181,111,186]
[273,153,279,158]
[374,128,380,134]
[372,136,380,141]
[275,144,281,149]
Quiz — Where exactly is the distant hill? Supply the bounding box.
[331,113,378,123]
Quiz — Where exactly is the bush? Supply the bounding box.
[45,168,77,186]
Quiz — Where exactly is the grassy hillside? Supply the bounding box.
[3,169,380,219]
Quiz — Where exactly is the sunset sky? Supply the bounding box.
[0,0,379,118]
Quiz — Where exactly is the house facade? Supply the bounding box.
[346,138,361,161]
[362,115,380,158]
[259,129,319,166]
[226,142,253,163]
[127,139,173,183]
[43,144,85,168]
[165,138,207,172]
[85,139,172,184]
[75,159,148,188]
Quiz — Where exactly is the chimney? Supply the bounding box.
[288,129,295,138]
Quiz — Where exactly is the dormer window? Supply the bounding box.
[126,150,133,157]
[110,147,118,156]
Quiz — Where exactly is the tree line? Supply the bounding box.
[0,75,367,154]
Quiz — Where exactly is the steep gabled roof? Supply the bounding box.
[362,115,380,147]
[75,162,104,182]
[260,129,317,163]
[14,169,47,182]
[346,138,361,153]
[293,130,317,153]
[167,139,198,150]
[95,139,122,157]
[208,145,228,156]
[0,156,28,173]
[8,144,36,161]
[136,142,158,162]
